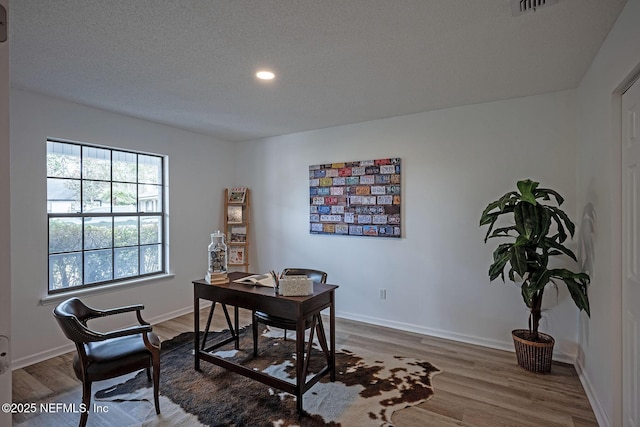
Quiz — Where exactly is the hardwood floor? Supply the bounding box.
[13,307,598,426]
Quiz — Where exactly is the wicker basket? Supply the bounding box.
[511,329,555,373]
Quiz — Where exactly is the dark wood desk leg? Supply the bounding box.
[194,296,200,371]
[234,305,239,350]
[330,291,336,382]
[296,316,305,414]
[221,304,235,338]
[201,302,217,350]
[252,311,258,357]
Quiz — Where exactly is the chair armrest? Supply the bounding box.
[102,324,153,340]
[97,304,145,318]
[88,304,150,326]
[83,304,152,338]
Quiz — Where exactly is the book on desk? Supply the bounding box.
[232,273,274,287]
[205,272,229,284]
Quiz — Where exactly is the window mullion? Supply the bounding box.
[80,147,85,286]
[110,149,114,283]
[136,154,141,275]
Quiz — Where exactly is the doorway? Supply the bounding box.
[622,76,640,427]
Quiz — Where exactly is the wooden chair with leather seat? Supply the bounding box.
[53,297,161,427]
[252,268,327,356]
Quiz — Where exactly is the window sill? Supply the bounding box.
[40,273,175,306]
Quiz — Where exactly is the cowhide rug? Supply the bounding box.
[95,327,441,427]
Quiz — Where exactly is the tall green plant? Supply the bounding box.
[479,179,590,341]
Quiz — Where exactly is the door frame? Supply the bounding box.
[614,62,640,427]
[0,1,10,426]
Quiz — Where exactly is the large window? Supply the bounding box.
[47,140,166,293]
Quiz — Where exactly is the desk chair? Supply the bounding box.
[53,297,161,427]
[252,268,327,356]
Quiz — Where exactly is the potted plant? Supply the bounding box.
[479,179,590,373]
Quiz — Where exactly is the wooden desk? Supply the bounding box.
[193,271,338,413]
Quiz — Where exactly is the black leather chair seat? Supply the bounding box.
[73,332,160,380]
[85,332,160,362]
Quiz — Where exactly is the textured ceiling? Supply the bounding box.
[10,0,628,142]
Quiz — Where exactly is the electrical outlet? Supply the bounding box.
[379,289,387,300]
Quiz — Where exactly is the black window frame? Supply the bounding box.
[46,139,167,294]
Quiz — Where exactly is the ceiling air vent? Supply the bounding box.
[511,0,559,16]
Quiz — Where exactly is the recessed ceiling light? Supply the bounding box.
[256,70,275,80]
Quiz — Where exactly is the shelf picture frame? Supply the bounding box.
[228,187,247,204]
[227,205,243,224]
[230,225,247,243]
[228,246,245,265]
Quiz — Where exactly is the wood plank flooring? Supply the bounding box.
[13,307,598,426]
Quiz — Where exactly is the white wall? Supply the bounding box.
[10,89,237,367]
[237,90,583,358]
[575,0,640,426]
[0,0,11,424]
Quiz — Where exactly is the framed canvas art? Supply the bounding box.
[309,158,401,238]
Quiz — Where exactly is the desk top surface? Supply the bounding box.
[193,271,338,301]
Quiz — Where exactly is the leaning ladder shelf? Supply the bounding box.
[224,188,250,272]
[201,188,251,347]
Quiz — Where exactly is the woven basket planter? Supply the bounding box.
[511,329,555,373]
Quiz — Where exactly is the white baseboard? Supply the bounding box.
[575,357,609,427]
[145,301,212,326]
[13,305,578,373]
[12,342,77,371]
[335,310,576,364]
